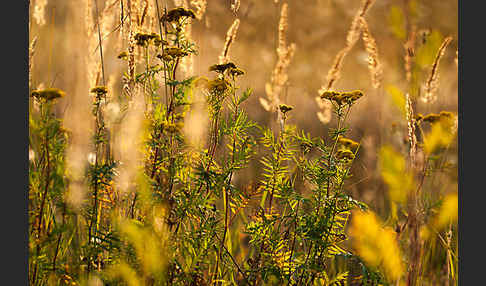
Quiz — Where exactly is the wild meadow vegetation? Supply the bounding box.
[29,0,458,285]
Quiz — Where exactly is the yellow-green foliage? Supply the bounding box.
[423,116,456,154]
[388,6,406,40]
[379,145,414,204]
[385,84,406,117]
[416,30,444,68]
[28,1,457,285]
[349,210,405,282]
[435,192,458,229]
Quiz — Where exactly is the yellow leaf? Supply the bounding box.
[388,6,406,40]
[348,210,404,282]
[435,193,458,229]
[423,120,456,154]
[385,85,406,117]
[379,146,414,204]
[416,30,443,68]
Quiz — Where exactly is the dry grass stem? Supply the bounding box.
[324,0,376,91]
[231,0,240,14]
[259,3,296,112]
[360,17,382,88]
[29,36,38,90]
[422,36,453,103]
[219,18,240,64]
[191,0,207,20]
[405,93,417,167]
[33,0,49,26]
[404,25,417,82]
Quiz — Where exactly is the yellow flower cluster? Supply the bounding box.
[31,88,66,101]
[162,7,196,22]
[320,90,364,106]
[206,78,230,93]
[209,62,245,77]
[278,104,293,114]
[335,149,355,161]
[338,137,359,152]
[158,46,189,61]
[134,32,165,47]
[117,51,128,60]
[90,86,108,96]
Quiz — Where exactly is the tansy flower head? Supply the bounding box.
[332,93,347,105]
[162,7,196,22]
[423,113,441,123]
[209,62,237,73]
[164,46,189,58]
[320,90,340,100]
[439,111,455,119]
[134,32,152,46]
[321,90,364,106]
[90,86,108,96]
[338,137,360,151]
[341,90,364,104]
[348,90,364,101]
[153,37,168,47]
[31,88,66,101]
[228,67,245,77]
[207,78,229,93]
[134,32,163,47]
[336,149,355,161]
[415,113,424,122]
[117,51,128,60]
[279,104,293,114]
[157,53,173,62]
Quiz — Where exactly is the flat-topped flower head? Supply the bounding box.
[415,113,424,122]
[209,62,237,74]
[31,88,66,101]
[207,78,229,93]
[153,36,168,47]
[162,7,196,22]
[336,149,355,161]
[228,67,245,77]
[341,90,364,103]
[134,32,163,47]
[134,32,151,46]
[423,113,441,123]
[117,51,128,60]
[348,90,364,101]
[338,137,359,151]
[90,86,108,96]
[320,90,340,100]
[164,46,189,58]
[439,111,454,119]
[279,104,293,114]
[321,90,364,106]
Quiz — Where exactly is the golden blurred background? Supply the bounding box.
[29,0,458,214]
